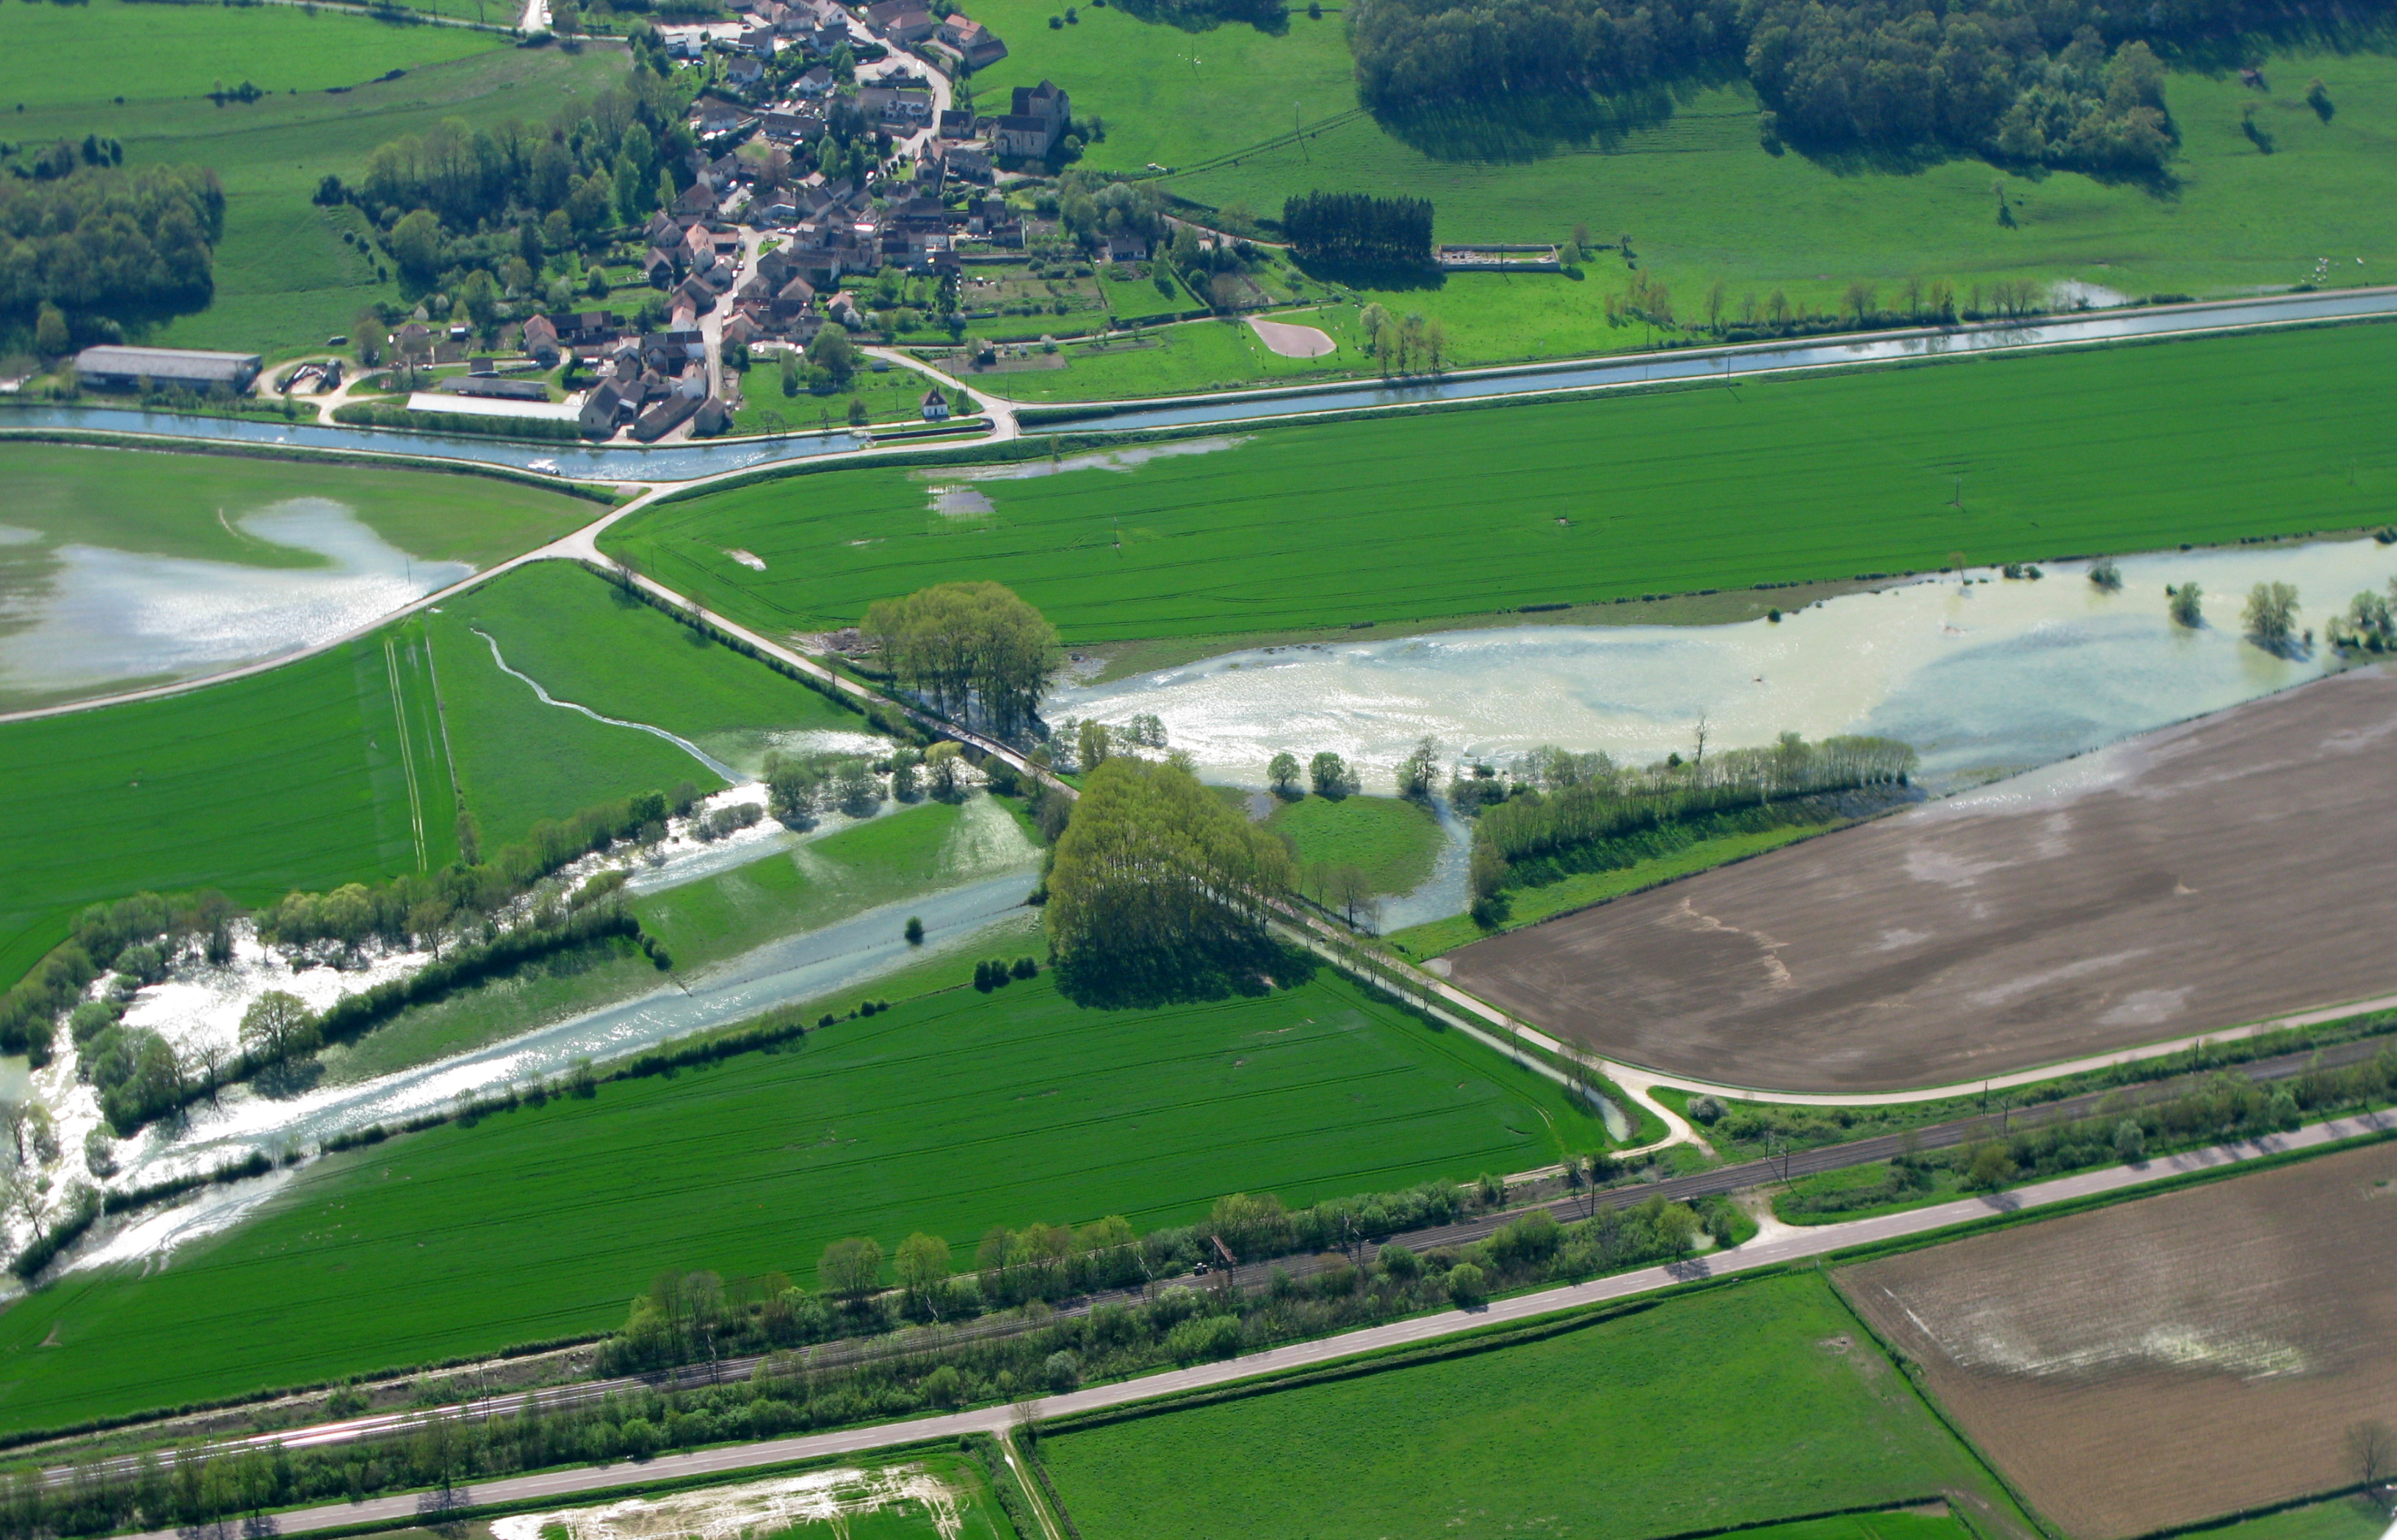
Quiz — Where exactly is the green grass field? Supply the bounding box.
[4,10,625,355]
[426,560,869,776]
[0,637,442,993]
[607,322,2397,646]
[0,969,1605,1432]
[1038,1271,2022,1540]
[730,365,952,437]
[978,311,1370,402]
[983,0,2395,311]
[1265,794,1445,896]
[2180,1499,2393,1540]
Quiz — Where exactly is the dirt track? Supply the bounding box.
[1446,665,2397,1092]
[1837,1141,2397,1538]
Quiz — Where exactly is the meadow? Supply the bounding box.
[6,10,626,355]
[0,0,498,109]
[0,970,1606,1433]
[1265,793,1445,896]
[606,321,2397,646]
[424,560,867,778]
[1037,1271,2025,1540]
[980,0,2395,312]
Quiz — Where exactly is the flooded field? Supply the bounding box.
[1052,539,2397,795]
[0,498,469,709]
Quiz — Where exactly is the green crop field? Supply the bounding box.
[607,322,2397,646]
[423,609,726,851]
[1265,794,1445,896]
[0,637,444,992]
[1038,1271,2023,1540]
[427,560,870,775]
[0,969,1605,1432]
[4,11,625,355]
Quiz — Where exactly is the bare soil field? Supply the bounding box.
[1837,1141,2397,1539]
[1446,666,2397,1091]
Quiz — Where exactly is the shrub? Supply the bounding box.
[1445,1262,1487,1307]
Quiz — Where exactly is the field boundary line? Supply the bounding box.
[1826,1274,2061,1540]
[421,624,465,819]
[383,635,429,872]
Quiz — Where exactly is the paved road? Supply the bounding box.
[111,1109,2395,1540]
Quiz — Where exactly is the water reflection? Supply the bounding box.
[0,499,469,706]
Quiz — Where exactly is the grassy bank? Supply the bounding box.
[604,322,2397,646]
[0,970,1605,1433]
[1265,793,1447,896]
[1388,821,1837,958]
[1037,1270,2025,1540]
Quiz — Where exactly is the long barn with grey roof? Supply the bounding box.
[74,345,261,393]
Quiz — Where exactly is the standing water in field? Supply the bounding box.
[1054,538,2397,795]
[0,499,468,709]
[26,795,1044,1277]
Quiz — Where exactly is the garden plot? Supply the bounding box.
[1839,1142,2397,1538]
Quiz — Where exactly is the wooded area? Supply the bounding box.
[1282,190,1434,267]
[861,581,1058,737]
[0,159,222,318]
[1046,756,1295,1004]
[1344,0,2305,172]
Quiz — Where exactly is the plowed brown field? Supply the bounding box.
[1445,665,2397,1091]
[1839,1142,2397,1538]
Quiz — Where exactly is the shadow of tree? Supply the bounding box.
[1371,76,1724,163]
[1053,936,1317,1011]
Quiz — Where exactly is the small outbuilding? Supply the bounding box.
[919,388,951,420]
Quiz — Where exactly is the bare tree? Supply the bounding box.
[2351,1420,2395,1500]
[0,1103,26,1166]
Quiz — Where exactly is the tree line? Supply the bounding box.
[0,160,223,338]
[1345,0,2272,174]
[0,783,706,1138]
[862,582,1058,739]
[1464,732,1917,911]
[1281,190,1434,267]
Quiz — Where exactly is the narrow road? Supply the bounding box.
[106,1109,2397,1540]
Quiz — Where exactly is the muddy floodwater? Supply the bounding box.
[1053,539,2397,795]
[0,499,468,708]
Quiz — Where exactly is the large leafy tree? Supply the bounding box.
[1046,756,1297,1005]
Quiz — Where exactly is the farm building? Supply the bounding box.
[74,345,261,393]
